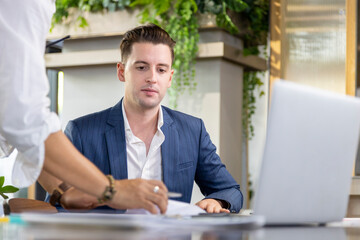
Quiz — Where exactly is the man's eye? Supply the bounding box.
[158,68,166,73]
[136,66,147,70]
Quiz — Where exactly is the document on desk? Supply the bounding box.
[126,199,206,216]
[18,200,265,230]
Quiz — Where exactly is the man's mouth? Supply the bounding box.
[141,87,158,93]
[141,87,159,96]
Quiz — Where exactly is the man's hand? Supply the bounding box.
[60,187,101,210]
[196,199,230,213]
[107,179,168,214]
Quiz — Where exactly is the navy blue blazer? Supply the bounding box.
[65,100,243,212]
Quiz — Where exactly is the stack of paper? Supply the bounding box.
[125,200,206,216]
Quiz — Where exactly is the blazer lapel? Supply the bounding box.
[105,100,128,180]
[161,107,179,191]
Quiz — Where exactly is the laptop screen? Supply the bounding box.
[253,80,360,224]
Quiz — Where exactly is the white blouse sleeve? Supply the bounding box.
[0,0,61,188]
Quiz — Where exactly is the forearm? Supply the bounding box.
[43,131,108,199]
[37,169,63,194]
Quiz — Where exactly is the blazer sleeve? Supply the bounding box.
[64,120,83,154]
[194,119,243,213]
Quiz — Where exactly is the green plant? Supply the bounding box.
[197,0,248,34]
[241,0,269,139]
[0,176,19,200]
[53,0,132,28]
[242,71,265,139]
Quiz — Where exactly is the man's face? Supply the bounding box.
[117,42,173,111]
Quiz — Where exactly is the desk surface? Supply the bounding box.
[1,221,360,240]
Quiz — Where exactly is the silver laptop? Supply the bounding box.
[253,80,360,224]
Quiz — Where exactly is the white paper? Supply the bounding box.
[125,199,206,216]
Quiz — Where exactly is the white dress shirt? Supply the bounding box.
[122,102,165,180]
[0,0,61,187]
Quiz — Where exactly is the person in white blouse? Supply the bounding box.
[0,0,167,214]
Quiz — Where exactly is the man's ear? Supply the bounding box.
[168,69,174,88]
[117,62,125,82]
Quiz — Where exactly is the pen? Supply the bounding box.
[167,192,182,198]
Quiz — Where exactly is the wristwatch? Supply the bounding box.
[49,182,71,206]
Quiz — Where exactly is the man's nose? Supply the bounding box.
[145,67,157,83]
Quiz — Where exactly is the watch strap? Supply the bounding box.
[49,188,64,206]
[49,182,71,207]
[98,175,116,204]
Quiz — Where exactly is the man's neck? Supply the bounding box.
[123,100,159,145]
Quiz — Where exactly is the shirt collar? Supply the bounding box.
[122,102,164,140]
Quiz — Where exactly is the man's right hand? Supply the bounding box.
[108,179,168,214]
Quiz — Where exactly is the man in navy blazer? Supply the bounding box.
[45,24,243,213]
[65,98,243,213]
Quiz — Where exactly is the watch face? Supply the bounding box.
[49,189,62,206]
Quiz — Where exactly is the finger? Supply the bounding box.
[146,182,168,201]
[152,187,168,199]
[158,200,168,214]
[142,200,160,214]
[147,190,168,214]
[148,180,168,192]
[151,194,168,213]
[143,183,168,203]
[220,208,230,213]
[195,201,207,209]
[206,204,216,213]
[213,205,221,213]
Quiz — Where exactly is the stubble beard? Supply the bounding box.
[137,96,161,110]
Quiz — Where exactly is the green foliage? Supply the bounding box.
[242,71,265,140]
[242,0,270,55]
[197,0,248,35]
[241,1,269,139]
[0,176,19,200]
[52,0,131,28]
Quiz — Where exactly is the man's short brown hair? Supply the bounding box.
[120,24,176,65]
